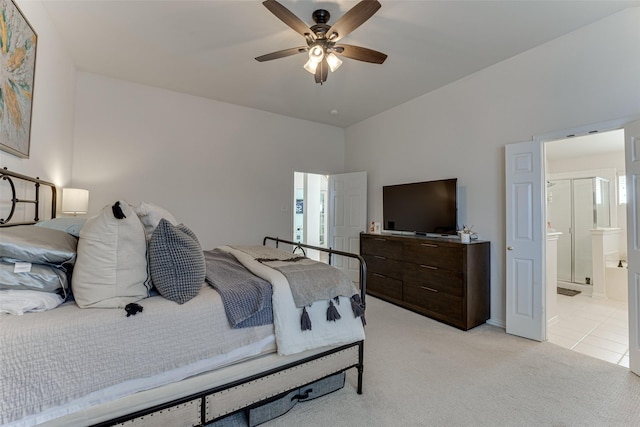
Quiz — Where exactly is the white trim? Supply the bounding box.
[534,117,640,143]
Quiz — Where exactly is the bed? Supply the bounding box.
[0,168,366,427]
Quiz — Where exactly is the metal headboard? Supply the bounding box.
[0,167,57,227]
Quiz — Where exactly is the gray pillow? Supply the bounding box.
[0,225,77,297]
[35,217,86,237]
[0,260,68,294]
[149,219,205,304]
[0,225,77,265]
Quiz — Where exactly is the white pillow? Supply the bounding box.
[132,202,178,239]
[72,201,151,308]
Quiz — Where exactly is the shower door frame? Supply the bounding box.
[547,169,617,286]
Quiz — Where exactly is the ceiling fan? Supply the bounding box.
[255,0,387,84]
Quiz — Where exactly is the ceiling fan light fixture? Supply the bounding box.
[257,0,386,84]
[326,53,343,72]
[304,58,319,74]
[308,45,324,63]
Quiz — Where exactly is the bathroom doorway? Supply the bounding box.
[545,129,629,366]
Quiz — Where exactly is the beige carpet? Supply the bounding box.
[264,296,640,426]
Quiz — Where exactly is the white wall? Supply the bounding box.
[71,73,345,249]
[344,8,640,326]
[547,152,625,176]
[0,0,76,218]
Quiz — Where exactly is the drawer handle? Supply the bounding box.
[420,243,438,248]
[420,264,438,270]
[374,238,387,241]
[373,273,386,278]
[374,255,387,260]
[420,286,439,293]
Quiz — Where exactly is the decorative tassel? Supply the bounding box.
[351,294,366,326]
[125,302,143,317]
[301,307,312,331]
[334,296,340,305]
[327,299,341,322]
[112,201,126,219]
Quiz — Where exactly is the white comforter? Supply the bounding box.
[221,246,366,356]
[0,286,274,427]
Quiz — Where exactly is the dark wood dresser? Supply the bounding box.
[360,233,490,330]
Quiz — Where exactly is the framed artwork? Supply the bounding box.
[0,0,37,158]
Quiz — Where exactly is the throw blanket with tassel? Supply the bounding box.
[231,245,365,331]
[204,249,273,328]
[219,246,365,356]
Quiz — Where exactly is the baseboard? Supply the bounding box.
[486,318,505,329]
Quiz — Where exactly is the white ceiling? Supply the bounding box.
[41,0,640,128]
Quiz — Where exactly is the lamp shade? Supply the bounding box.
[326,53,342,72]
[304,58,319,74]
[62,188,89,214]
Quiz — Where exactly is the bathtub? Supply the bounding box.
[605,261,628,302]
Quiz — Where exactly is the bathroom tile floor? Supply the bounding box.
[548,293,629,367]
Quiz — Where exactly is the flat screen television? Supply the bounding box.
[383,178,457,235]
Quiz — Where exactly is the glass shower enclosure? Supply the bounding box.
[547,177,610,285]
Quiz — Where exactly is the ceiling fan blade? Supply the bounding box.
[255,47,306,62]
[314,58,329,84]
[327,0,381,42]
[335,44,387,64]
[262,0,316,40]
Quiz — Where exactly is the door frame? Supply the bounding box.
[516,117,637,360]
[292,170,367,271]
[623,118,640,374]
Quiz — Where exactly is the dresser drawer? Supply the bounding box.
[366,272,403,301]
[362,254,403,279]
[403,263,463,297]
[361,236,403,259]
[403,241,463,271]
[403,283,463,324]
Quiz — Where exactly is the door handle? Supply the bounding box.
[507,246,514,251]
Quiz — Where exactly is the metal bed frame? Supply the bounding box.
[97,239,367,427]
[262,235,367,393]
[0,167,56,226]
[1,167,367,427]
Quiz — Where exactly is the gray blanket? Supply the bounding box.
[259,258,358,308]
[230,245,358,307]
[204,249,273,329]
[231,246,364,330]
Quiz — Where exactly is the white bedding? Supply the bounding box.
[1,247,365,426]
[221,246,366,356]
[0,290,64,315]
[0,286,275,427]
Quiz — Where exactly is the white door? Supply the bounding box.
[505,141,546,341]
[624,119,640,375]
[328,172,367,283]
